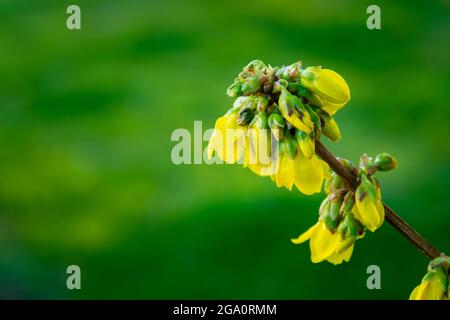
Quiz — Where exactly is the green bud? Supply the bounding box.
[338,212,358,240]
[319,196,331,218]
[358,153,373,172]
[340,191,355,216]
[373,153,398,172]
[324,172,344,194]
[356,173,377,203]
[276,62,302,81]
[233,96,249,110]
[323,190,345,231]
[241,76,261,95]
[249,111,269,130]
[244,59,266,72]
[283,131,298,159]
[227,81,243,98]
[320,111,341,141]
[272,80,288,93]
[257,96,270,112]
[236,108,254,126]
[268,111,285,140]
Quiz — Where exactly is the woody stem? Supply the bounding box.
[315,140,442,260]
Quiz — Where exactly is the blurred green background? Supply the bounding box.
[0,0,449,299]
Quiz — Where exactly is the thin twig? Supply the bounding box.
[315,140,442,260]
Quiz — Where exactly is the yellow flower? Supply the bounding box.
[409,269,447,300]
[243,120,275,177]
[354,174,384,232]
[300,66,350,115]
[271,144,327,195]
[291,220,355,265]
[207,109,247,164]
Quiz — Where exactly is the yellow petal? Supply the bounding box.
[415,278,445,300]
[409,285,421,300]
[285,113,313,134]
[207,132,216,159]
[213,112,247,164]
[326,245,354,265]
[275,155,294,190]
[322,101,346,115]
[291,222,319,245]
[309,221,341,263]
[306,67,350,104]
[292,153,324,195]
[355,196,383,232]
[245,128,273,175]
[299,136,315,159]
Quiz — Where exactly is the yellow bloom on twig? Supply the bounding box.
[354,174,384,232]
[300,66,350,115]
[291,220,355,265]
[409,269,447,300]
[207,109,247,164]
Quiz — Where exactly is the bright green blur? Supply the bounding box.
[0,0,449,299]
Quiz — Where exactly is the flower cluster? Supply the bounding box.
[410,256,450,300]
[207,60,439,300]
[292,153,397,264]
[207,60,350,195]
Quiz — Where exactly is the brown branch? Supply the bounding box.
[315,140,442,260]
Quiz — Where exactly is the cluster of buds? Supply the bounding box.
[410,255,450,300]
[292,153,398,264]
[208,60,350,195]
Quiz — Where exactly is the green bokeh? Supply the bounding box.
[0,0,449,299]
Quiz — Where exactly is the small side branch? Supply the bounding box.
[315,140,442,260]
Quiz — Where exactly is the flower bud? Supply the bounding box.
[278,87,314,133]
[244,59,266,72]
[277,61,302,81]
[324,172,344,195]
[354,173,384,232]
[409,268,447,300]
[340,191,355,217]
[337,211,358,240]
[300,66,350,105]
[320,111,341,141]
[249,111,269,130]
[236,107,254,126]
[322,191,344,232]
[227,81,243,98]
[268,111,285,140]
[241,76,261,95]
[272,79,288,93]
[283,131,298,159]
[295,129,315,159]
[257,95,270,112]
[373,153,398,172]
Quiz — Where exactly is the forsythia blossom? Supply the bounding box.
[207,60,350,195]
[292,154,397,264]
[409,256,449,300]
